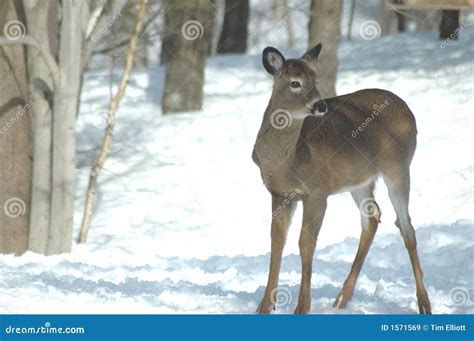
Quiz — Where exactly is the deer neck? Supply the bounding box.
[254,99,308,168]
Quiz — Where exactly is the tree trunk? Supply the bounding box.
[0,0,31,255]
[308,0,341,98]
[22,0,56,254]
[347,0,355,40]
[49,0,85,254]
[160,7,174,64]
[162,0,214,113]
[416,10,440,32]
[272,0,286,21]
[380,0,391,36]
[440,10,460,40]
[217,0,248,54]
[396,12,406,32]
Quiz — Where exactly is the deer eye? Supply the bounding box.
[290,81,301,89]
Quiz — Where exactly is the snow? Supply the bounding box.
[1,25,473,314]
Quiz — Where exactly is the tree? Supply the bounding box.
[217,0,248,54]
[0,0,132,255]
[160,6,174,64]
[162,0,214,113]
[0,0,30,255]
[415,9,440,32]
[308,0,341,98]
[79,0,147,243]
[23,0,57,254]
[440,10,460,40]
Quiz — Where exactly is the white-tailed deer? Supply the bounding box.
[252,44,431,314]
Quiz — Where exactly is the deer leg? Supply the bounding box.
[384,171,432,314]
[256,194,296,314]
[333,184,380,309]
[294,194,327,314]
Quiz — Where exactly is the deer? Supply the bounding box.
[252,43,432,314]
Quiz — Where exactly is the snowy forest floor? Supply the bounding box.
[1,29,473,314]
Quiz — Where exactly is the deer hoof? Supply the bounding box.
[256,299,273,314]
[417,290,432,314]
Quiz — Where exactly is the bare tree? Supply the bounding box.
[160,5,174,64]
[217,0,248,54]
[0,0,30,255]
[308,0,341,98]
[79,0,147,243]
[23,0,56,254]
[0,0,134,255]
[162,0,214,113]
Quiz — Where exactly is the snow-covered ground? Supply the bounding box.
[1,26,473,314]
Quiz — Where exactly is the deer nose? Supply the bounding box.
[312,100,327,116]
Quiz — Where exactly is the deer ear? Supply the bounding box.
[302,43,322,62]
[262,47,285,75]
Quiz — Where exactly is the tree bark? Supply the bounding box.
[396,12,406,32]
[416,9,440,32]
[162,0,214,113]
[380,0,393,36]
[0,0,31,255]
[308,0,341,98]
[48,0,85,254]
[23,0,56,254]
[217,0,248,54]
[440,10,460,40]
[347,0,355,40]
[160,7,174,64]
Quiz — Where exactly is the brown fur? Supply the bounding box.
[254,46,431,314]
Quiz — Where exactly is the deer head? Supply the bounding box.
[262,43,323,115]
